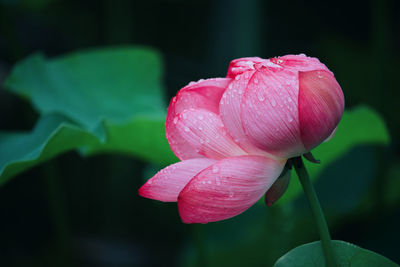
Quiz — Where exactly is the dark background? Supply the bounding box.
[0,0,399,266]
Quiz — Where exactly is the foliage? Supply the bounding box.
[274,240,398,267]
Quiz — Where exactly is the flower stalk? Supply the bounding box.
[293,156,336,267]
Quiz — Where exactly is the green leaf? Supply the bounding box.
[4,46,166,140]
[1,46,177,183]
[81,114,176,166]
[278,106,390,204]
[274,240,398,267]
[0,114,100,185]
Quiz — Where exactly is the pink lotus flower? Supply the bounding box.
[139,54,344,224]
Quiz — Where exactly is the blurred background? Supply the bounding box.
[0,0,399,266]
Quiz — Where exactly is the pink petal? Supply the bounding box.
[166,78,231,160]
[241,68,306,158]
[324,127,337,143]
[174,109,247,160]
[138,158,216,202]
[226,57,267,78]
[219,73,269,155]
[270,54,331,73]
[298,70,344,151]
[265,169,291,206]
[178,155,286,223]
[174,78,230,114]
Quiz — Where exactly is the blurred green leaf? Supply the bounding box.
[4,46,165,137]
[82,114,176,166]
[0,114,100,185]
[279,106,390,204]
[310,145,377,214]
[274,240,398,267]
[1,46,177,183]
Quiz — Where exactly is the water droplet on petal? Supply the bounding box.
[212,165,219,174]
[257,91,265,102]
[184,126,190,132]
[182,113,187,119]
[271,99,277,107]
[254,78,259,84]
[198,114,204,120]
[229,188,234,198]
[287,114,294,123]
[173,117,178,124]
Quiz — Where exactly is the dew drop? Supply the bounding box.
[173,117,178,124]
[271,99,277,107]
[199,126,203,131]
[198,114,204,120]
[229,189,234,198]
[212,165,219,174]
[182,113,187,119]
[287,114,294,123]
[235,75,240,80]
[228,83,233,89]
[257,91,265,102]
[184,126,190,132]
[207,180,212,184]
[254,78,259,84]
[148,180,153,184]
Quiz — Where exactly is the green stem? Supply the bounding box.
[293,157,336,267]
